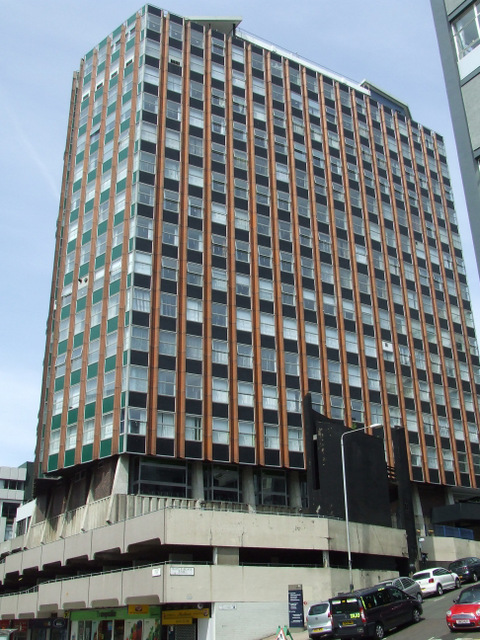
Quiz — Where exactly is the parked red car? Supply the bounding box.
[446,584,480,632]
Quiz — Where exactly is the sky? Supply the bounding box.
[0,0,479,468]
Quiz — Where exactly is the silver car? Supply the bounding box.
[377,576,423,602]
[306,601,332,638]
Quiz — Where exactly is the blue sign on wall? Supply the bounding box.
[288,585,304,627]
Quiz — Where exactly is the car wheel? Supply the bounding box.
[416,592,423,603]
[412,607,421,623]
[455,578,461,589]
[437,583,444,596]
[473,572,478,582]
[373,622,385,639]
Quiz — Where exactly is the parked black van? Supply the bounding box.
[329,584,422,639]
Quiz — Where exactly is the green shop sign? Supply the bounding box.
[71,607,162,621]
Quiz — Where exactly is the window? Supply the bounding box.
[263,385,278,410]
[237,308,252,332]
[238,381,254,406]
[237,343,253,368]
[186,298,203,323]
[236,273,250,296]
[157,411,175,438]
[453,2,480,59]
[262,348,276,372]
[212,302,227,327]
[49,429,61,455]
[83,419,95,445]
[159,330,176,356]
[66,425,77,450]
[212,377,228,404]
[284,352,299,376]
[212,417,229,444]
[239,421,255,447]
[160,292,177,317]
[260,313,276,336]
[101,413,114,439]
[212,268,227,291]
[283,317,298,340]
[162,256,178,281]
[129,365,148,393]
[186,373,202,399]
[212,340,228,365]
[158,370,175,396]
[186,334,202,360]
[163,222,179,246]
[264,424,280,449]
[186,415,202,441]
[187,262,203,286]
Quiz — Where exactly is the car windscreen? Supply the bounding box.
[309,604,329,615]
[449,561,466,569]
[458,589,480,604]
[330,598,360,614]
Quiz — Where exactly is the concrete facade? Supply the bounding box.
[430,0,480,271]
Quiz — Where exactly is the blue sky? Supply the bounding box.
[0,0,478,467]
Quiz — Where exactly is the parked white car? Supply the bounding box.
[413,567,460,596]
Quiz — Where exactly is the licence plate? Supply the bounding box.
[456,620,472,625]
[342,621,354,626]
[312,628,324,633]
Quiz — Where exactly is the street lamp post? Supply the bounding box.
[341,423,383,592]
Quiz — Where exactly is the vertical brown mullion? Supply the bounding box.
[202,29,213,460]
[226,34,239,463]
[318,76,347,422]
[113,18,143,457]
[350,92,389,435]
[363,100,407,454]
[40,67,84,473]
[264,55,287,466]
[335,83,370,432]
[61,50,100,466]
[203,26,213,462]
[246,46,264,464]
[174,17,192,459]
[147,10,168,456]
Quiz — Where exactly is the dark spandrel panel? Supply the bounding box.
[212,403,228,417]
[130,351,148,366]
[185,441,202,459]
[157,396,175,412]
[444,471,455,486]
[156,438,174,456]
[429,469,440,484]
[134,273,151,289]
[185,399,202,415]
[239,447,255,464]
[460,473,471,487]
[212,443,229,462]
[265,449,280,466]
[412,467,423,481]
[186,359,202,374]
[132,311,150,327]
[127,435,146,454]
[289,451,304,469]
[238,406,254,421]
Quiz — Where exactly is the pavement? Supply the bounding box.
[261,627,309,640]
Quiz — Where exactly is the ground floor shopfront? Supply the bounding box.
[70,606,209,640]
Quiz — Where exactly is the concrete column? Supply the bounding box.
[111,454,130,494]
[191,461,204,500]
[242,467,256,508]
[288,470,302,509]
